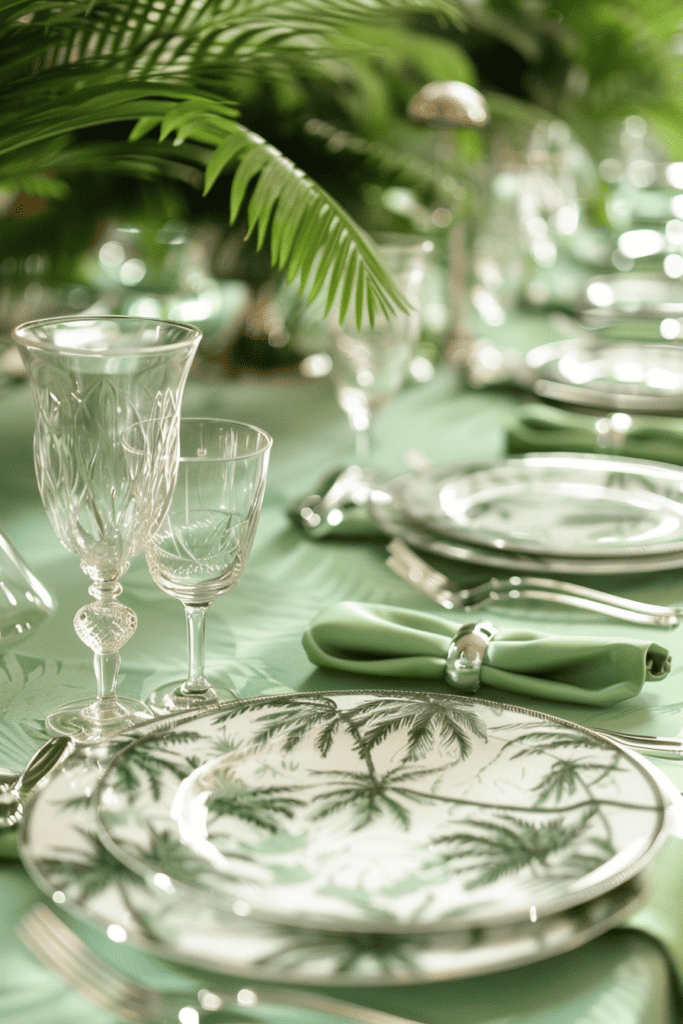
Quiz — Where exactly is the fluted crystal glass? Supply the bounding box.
[13,315,200,742]
[129,417,271,713]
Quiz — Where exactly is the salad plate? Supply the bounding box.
[581,272,683,320]
[383,454,683,560]
[526,337,683,414]
[19,691,664,985]
[370,491,683,575]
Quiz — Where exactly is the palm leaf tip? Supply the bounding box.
[200,124,410,328]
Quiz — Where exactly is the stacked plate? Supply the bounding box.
[19,689,678,986]
[370,452,683,576]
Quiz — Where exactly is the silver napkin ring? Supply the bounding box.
[445,622,498,693]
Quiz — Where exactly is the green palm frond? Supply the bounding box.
[36,827,146,901]
[531,758,616,806]
[214,695,348,755]
[108,729,203,800]
[208,778,305,831]
[304,118,466,206]
[0,0,467,325]
[503,726,618,757]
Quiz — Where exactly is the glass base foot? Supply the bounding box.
[147,680,238,715]
[46,696,153,742]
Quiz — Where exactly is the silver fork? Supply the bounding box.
[386,538,681,628]
[17,903,422,1024]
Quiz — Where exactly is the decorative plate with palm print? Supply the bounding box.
[388,454,683,558]
[93,690,669,934]
[18,728,646,986]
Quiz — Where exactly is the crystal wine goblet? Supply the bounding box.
[327,235,432,461]
[13,315,200,742]
[133,417,272,714]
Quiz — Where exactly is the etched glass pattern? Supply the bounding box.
[14,316,200,741]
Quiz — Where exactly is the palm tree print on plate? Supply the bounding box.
[18,696,655,984]
[94,691,666,933]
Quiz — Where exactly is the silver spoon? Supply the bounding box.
[0,735,73,827]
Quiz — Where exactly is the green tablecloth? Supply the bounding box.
[1,357,683,1024]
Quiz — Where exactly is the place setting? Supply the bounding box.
[0,306,680,1020]
[5,4,683,1022]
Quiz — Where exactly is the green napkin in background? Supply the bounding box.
[506,403,683,465]
[303,601,671,706]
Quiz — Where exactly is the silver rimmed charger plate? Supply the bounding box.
[382,454,683,560]
[370,492,683,576]
[526,337,683,413]
[19,691,666,985]
[581,272,683,320]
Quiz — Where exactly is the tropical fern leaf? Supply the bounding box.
[0,0,467,325]
[310,762,445,831]
[214,695,350,755]
[531,758,616,806]
[304,118,466,206]
[108,729,204,800]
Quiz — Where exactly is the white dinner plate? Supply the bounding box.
[526,336,683,413]
[20,691,663,985]
[382,454,683,560]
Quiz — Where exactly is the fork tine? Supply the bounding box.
[17,904,154,1021]
[386,538,681,626]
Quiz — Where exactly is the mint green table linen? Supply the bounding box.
[303,601,671,705]
[506,402,683,465]
[1,365,683,1024]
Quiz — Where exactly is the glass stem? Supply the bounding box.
[183,603,211,695]
[91,652,123,723]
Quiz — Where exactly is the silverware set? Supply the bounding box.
[385,537,682,628]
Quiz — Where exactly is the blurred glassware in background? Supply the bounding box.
[0,254,96,383]
[326,235,432,460]
[469,167,530,327]
[460,117,604,349]
[597,115,683,284]
[600,116,672,239]
[580,273,683,344]
[77,219,251,368]
[0,530,55,647]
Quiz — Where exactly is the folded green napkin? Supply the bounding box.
[302,601,671,705]
[506,403,683,465]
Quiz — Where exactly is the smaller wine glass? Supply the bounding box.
[327,235,432,461]
[132,417,272,713]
